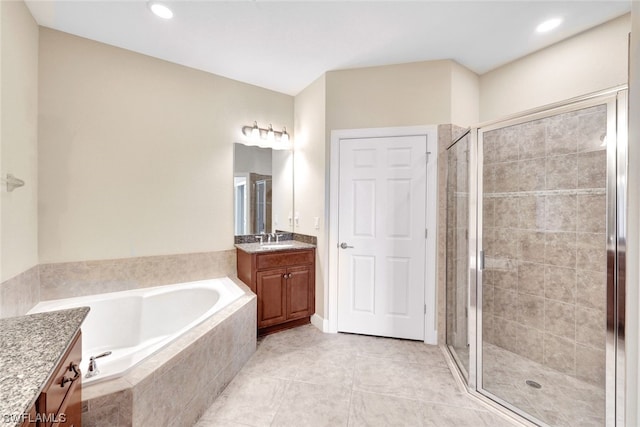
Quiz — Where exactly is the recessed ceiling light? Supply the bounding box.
[148,2,173,20]
[536,17,562,33]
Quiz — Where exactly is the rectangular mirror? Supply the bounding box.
[234,143,293,236]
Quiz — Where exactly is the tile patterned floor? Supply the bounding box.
[194,325,519,427]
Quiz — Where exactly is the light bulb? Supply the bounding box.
[251,121,260,139]
[281,127,289,144]
[267,124,275,141]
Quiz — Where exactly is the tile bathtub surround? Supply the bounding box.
[82,282,257,427]
[195,325,520,427]
[481,104,608,387]
[39,249,237,300]
[0,265,40,318]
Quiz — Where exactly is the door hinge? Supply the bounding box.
[424,304,427,314]
[479,250,485,271]
[425,229,428,239]
[426,151,432,164]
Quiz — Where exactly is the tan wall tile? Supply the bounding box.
[545,154,578,190]
[544,266,576,304]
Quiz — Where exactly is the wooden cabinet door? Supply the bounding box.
[256,268,287,327]
[286,265,312,320]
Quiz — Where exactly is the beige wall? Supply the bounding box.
[450,61,480,128]
[1,1,39,281]
[300,60,479,321]
[627,3,639,426]
[293,75,326,317]
[325,60,454,130]
[480,14,630,122]
[38,28,293,263]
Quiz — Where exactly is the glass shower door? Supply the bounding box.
[478,98,617,426]
[445,131,471,380]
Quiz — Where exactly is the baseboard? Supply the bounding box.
[424,328,437,345]
[310,313,329,332]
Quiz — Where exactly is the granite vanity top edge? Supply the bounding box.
[0,307,89,426]
[235,240,316,253]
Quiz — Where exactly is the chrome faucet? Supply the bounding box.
[267,232,282,243]
[256,232,283,244]
[86,351,112,379]
[256,231,267,245]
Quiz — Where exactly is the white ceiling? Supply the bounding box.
[25,1,631,96]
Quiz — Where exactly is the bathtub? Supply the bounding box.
[28,277,245,386]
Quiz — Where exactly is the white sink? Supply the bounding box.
[261,244,294,249]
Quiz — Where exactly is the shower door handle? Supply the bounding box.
[340,242,354,249]
[479,250,485,271]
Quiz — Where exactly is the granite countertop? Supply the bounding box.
[235,239,316,254]
[0,307,89,426]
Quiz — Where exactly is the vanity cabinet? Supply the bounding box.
[30,330,82,427]
[237,248,315,335]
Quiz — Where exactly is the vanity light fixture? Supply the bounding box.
[536,17,562,33]
[148,1,174,19]
[241,122,292,149]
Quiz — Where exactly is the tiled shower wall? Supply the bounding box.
[437,124,467,345]
[482,104,608,386]
[445,133,470,362]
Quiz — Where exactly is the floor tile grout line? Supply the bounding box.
[350,388,486,412]
[346,387,355,427]
[268,378,294,427]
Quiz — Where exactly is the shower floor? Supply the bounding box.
[474,343,605,427]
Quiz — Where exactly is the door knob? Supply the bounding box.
[340,242,354,249]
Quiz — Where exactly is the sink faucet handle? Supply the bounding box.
[255,235,264,244]
[275,233,283,243]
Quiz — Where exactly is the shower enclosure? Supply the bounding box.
[445,88,627,427]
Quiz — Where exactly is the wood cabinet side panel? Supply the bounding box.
[309,252,316,317]
[39,330,82,427]
[236,250,256,293]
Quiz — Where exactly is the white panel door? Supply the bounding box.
[337,135,427,340]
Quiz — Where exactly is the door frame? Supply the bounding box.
[327,125,438,344]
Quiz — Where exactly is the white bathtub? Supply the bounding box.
[27,277,244,386]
